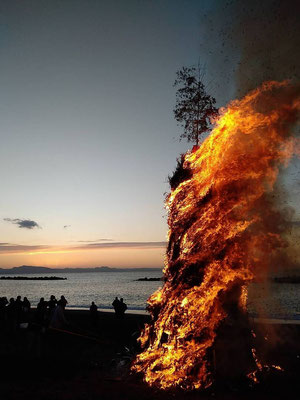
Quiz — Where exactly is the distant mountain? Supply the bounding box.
[0,265,52,274]
[0,265,162,274]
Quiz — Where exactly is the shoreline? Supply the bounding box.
[30,306,300,322]
[66,308,300,322]
[68,306,149,315]
[29,305,149,315]
[18,306,300,322]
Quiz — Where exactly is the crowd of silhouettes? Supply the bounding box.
[1,296,30,332]
[0,294,70,332]
[0,294,130,362]
[0,295,128,332]
[112,297,127,318]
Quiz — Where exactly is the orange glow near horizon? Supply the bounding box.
[0,246,165,268]
[26,249,75,255]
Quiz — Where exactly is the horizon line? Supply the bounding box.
[0,265,163,270]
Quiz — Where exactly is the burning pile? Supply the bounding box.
[132,81,300,389]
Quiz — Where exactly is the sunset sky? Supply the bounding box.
[0,0,299,268]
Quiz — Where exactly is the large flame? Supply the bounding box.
[132,81,300,390]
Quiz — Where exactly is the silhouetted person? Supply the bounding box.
[112,297,120,317]
[50,299,67,329]
[23,297,30,311]
[15,295,23,326]
[90,301,98,327]
[119,298,127,318]
[36,297,47,325]
[22,297,31,323]
[59,295,68,308]
[47,295,57,321]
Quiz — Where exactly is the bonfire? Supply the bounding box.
[132,81,300,390]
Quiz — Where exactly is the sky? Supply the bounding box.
[0,0,298,268]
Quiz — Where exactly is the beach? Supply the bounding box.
[0,308,300,400]
[0,309,150,400]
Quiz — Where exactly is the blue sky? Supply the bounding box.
[0,0,298,268]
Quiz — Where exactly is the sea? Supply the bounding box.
[0,270,300,319]
[0,270,163,313]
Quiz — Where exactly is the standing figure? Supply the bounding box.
[35,297,47,325]
[50,298,68,329]
[46,295,57,325]
[112,297,120,317]
[22,297,31,322]
[119,298,127,318]
[59,295,68,308]
[48,295,57,315]
[90,301,98,327]
[15,295,23,326]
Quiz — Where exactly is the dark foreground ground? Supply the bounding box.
[0,309,300,400]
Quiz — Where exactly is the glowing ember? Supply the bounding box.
[132,81,300,390]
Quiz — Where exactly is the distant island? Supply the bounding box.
[0,265,163,274]
[0,276,67,280]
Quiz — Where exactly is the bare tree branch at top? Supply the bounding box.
[173,66,218,146]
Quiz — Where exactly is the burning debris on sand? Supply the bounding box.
[132,81,300,390]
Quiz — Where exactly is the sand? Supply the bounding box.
[0,308,300,400]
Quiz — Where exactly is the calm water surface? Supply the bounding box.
[0,271,299,318]
[0,270,162,311]
[247,281,300,319]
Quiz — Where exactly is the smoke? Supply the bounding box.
[199,0,300,102]
[233,0,300,95]
[218,0,300,271]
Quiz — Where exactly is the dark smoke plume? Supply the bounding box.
[233,0,300,95]
[199,0,299,102]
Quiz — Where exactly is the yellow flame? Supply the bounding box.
[132,81,299,390]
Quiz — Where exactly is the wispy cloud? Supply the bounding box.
[0,243,50,254]
[4,218,41,230]
[0,241,167,255]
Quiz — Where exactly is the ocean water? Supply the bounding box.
[0,270,163,311]
[0,271,299,319]
[247,281,300,320]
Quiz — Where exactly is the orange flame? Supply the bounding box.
[132,81,300,390]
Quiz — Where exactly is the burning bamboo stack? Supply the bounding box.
[132,81,300,390]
